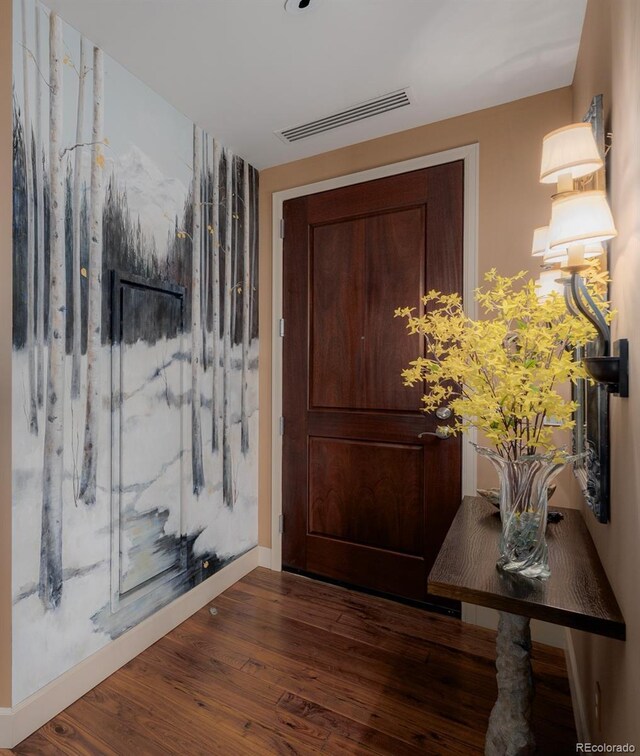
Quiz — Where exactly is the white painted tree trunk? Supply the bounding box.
[71,38,88,399]
[21,0,38,435]
[222,148,234,507]
[34,1,45,409]
[211,139,221,453]
[240,160,250,455]
[202,136,209,372]
[39,13,65,609]
[79,47,104,506]
[191,124,205,496]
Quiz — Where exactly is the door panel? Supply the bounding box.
[364,207,425,412]
[311,220,365,409]
[283,162,464,605]
[308,437,424,556]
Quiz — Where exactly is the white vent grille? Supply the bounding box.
[276,88,411,144]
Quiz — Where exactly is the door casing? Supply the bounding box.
[271,144,479,573]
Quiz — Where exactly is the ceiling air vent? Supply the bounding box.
[276,88,411,144]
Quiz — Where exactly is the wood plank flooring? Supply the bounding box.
[8,568,576,754]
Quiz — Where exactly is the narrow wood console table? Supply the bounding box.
[428,496,625,755]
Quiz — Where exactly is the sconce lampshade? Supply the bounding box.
[539,123,603,184]
[535,269,564,300]
[543,248,568,265]
[531,226,550,257]
[548,190,617,250]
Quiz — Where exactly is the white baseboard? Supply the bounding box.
[564,628,590,742]
[0,546,260,749]
[257,546,272,568]
[0,708,11,748]
[461,603,565,648]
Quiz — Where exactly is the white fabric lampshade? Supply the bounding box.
[535,269,564,300]
[548,190,617,250]
[531,226,550,257]
[543,248,568,265]
[539,123,603,184]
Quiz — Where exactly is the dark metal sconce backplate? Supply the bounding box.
[584,339,629,397]
[573,344,610,523]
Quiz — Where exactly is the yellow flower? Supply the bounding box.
[397,266,608,458]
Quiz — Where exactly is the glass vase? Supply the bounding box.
[475,446,571,580]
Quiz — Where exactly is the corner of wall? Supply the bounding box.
[0,0,13,710]
[564,628,591,743]
[571,0,612,122]
[567,0,640,748]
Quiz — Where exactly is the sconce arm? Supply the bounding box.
[564,282,581,318]
[569,273,610,352]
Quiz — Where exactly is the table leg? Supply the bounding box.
[485,611,535,756]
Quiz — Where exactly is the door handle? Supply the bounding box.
[419,406,453,439]
[418,427,452,440]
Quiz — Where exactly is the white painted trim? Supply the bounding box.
[460,146,479,500]
[0,709,12,748]
[257,546,272,568]
[0,547,259,749]
[461,602,476,624]
[271,144,480,570]
[565,627,590,743]
[271,196,285,572]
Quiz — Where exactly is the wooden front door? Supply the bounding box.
[282,162,463,605]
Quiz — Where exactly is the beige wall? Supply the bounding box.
[570,0,640,745]
[258,86,578,547]
[0,0,12,709]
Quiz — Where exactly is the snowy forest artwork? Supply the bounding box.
[12,0,259,702]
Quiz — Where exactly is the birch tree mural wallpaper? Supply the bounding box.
[12,0,259,703]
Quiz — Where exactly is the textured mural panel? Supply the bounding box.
[12,0,259,703]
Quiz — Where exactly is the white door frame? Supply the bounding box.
[270,144,479,571]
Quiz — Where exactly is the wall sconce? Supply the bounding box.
[534,128,628,398]
[539,123,604,194]
[535,99,618,523]
[531,225,551,259]
[543,241,604,267]
[548,190,616,268]
[535,268,564,299]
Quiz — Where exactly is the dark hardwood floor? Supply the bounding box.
[8,568,576,754]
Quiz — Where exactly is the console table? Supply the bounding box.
[428,496,625,756]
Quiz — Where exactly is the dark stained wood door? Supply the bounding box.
[282,162,464,605]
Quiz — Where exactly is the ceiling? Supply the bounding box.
[45,0,588,170]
